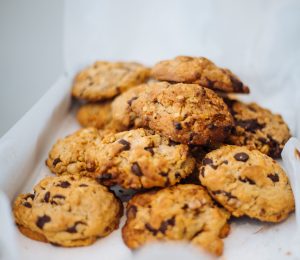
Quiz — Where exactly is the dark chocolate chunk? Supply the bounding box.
[52,158,61,166]
[144,147,154,155]
[36,215,51,229]
[145,223,158,236]
[182,204,189,210]
[174,122,183,130]
[97,173,113,183]
[267,173,279,183]
[66,221,86,233]
[127,205,137,219]
[160,172,168,177]
[234,152,249,162]
[57,181,71,188]
[238,176,255,185]
[23,202,32,208]
[127,96,138,106]
[236,119,265,132]
[175,172,181,179]
[202,158,213,165]
[44,192,50,203]
[131,162,143,176]
[118,139,131,151]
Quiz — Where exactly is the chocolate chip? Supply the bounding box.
[36,215,51,229]
[131,162,143,176]
[97,173,112,183]
[52,158,61,166]
[127,205,137,218]
[66,221,86,233]
[52,194,65,199]
[236,119,265,132]
[234,152,249,162]
[160,172,168,177]
[144,147,154,155]
[79,184,88,187]
[239,176,255,185]
[182,204,189,210]
[202,158,213,165]
[127,96,138,106]
[118,139,131,150]
[174,122,183,130]
[23,202,32,208]
[43,192,50,203]
[267,173,279,183]
[169,140,179,146]
[57,181,71,188]
[145,223,158,235]
[175,172,181,179]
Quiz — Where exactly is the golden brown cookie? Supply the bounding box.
[224,99,291,158]
[72,61,150,101]
[130,82,234,145]
[122,184,230,256]
[13,175,122,247]
[76,101,112,129]
[152,56,249,93]
[199,145,295,222]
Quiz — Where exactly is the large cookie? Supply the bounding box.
[122,184,230,256]
[130,82,234,145]
[152,56,249,93]
[13,175,122,247]
[225,99,291,158]
[199,145,295,222]
[77,101,112,129]
[86,128,196,189]
[72,61,150,101]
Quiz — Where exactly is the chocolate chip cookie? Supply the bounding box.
[72,61,150,101]
[77,101,112,129]
[122,184,230,256]
[225,98,291,158]
[13,175,122,247]
[130,82,234,145]
[86,128,196,189]
[151,56,249,93]
[199,145,295,222]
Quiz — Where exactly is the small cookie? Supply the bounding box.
[122,184,230,256]
[199,145,295,222]
[86,128,196,189]
[131,82,234,145]
[46,128,104,176]
[13,175,122,247]
[152,56,249,93]
[72,61,150,101]
[110,85,146,131]
[225,99,291,158]
[77,101,112,129]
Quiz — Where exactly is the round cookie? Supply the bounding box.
[72,61,150,101]
[122,184,230,256]
[13,175,123,247]
[151,56,249,93]
[46,127,105,176]
[110,85,146,131]
[86,128,196,189]
[77,101,112,129]
[199,145,295,222]
[224,98,291,158]
[130,82,234,145]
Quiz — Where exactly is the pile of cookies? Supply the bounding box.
[13,56,295,256]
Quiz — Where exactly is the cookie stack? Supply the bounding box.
[13,56,295,256]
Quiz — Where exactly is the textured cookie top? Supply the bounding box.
[77,101,112,129]
[13,175,122,247]
[86,128,196,189]
[122,184,230,256]
[72,61,150,101]
[131,82,234,145]
[225,99,291,158]
[199,145,294,222]
[110,85,146,131]
[151,56,249,93]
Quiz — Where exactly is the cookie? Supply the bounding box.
[199,145,295,222]
[110,85,146,131]
[122,184,230,256]
[152,56,249,93]
[130,82,234,145]
[86,128,196,189]
[46,128,104,176]
[72,61,150,101]
[13,175,122,247]
[77,101,112,129]
[225,98,291,158]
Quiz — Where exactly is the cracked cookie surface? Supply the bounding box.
[122,184,230,256]
[199,145,294,222]
[151,56,249,93]
[13,175,122,247]
[131,82,234,145]
[72,61,150,101]
[225,99,291,158]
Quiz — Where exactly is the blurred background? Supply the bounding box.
[0,0,300,137]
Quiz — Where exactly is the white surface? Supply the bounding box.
[1,0,300,259]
